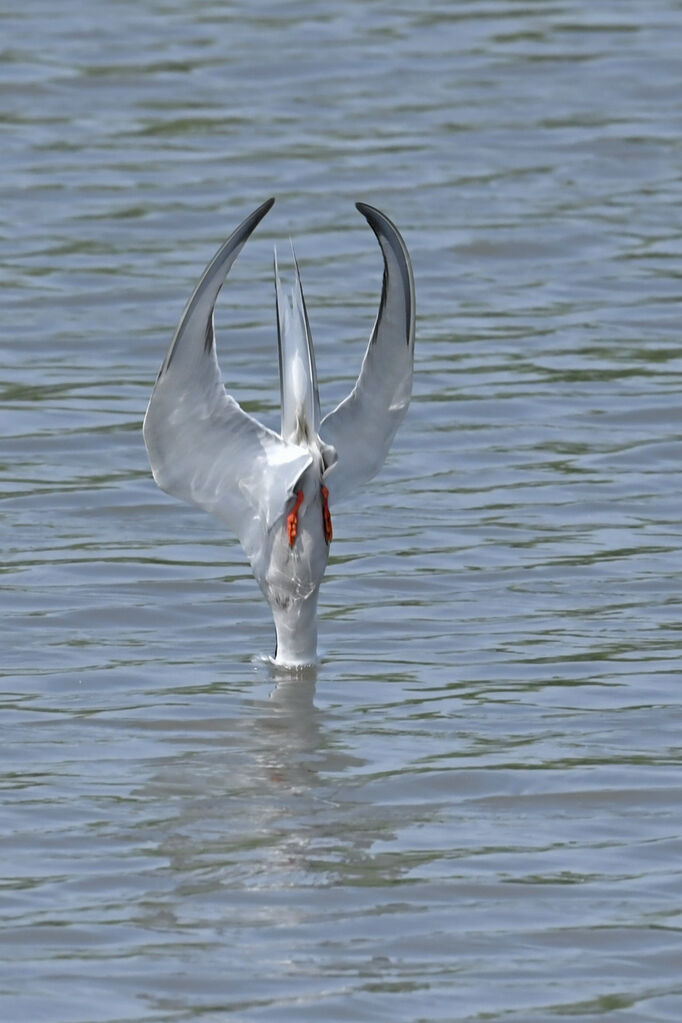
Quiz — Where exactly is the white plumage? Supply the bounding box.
[143,199,415,667]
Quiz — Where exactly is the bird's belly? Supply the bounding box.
[259,508,330,609]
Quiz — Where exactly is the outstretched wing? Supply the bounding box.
[320,203,415,504]
[143,198,312,562]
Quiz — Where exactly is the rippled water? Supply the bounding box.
[2,1,682,1020]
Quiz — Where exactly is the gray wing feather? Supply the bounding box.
[320,203,415,503]
[143,199,312,562]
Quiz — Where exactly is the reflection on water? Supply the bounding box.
[2,0,682,1020]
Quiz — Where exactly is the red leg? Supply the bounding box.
[287,490,304,546]
[321,485,333,544]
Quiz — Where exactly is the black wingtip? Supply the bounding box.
[250,196,275,224]
[163,198,277,374]
[355,201,414,349]
[355,201,397,241]
[355,200,379,225]
[246,196,275,228]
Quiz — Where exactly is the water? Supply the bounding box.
[2,1,681,1020]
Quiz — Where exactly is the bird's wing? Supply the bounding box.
[319,203,415,504]
[143,198,312,562]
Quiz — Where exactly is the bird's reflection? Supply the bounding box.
[251,662,363,794]
[260,666,320,766]
[126,664,403,965]
[131,661,366,876]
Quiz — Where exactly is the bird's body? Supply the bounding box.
[143,199,414,668]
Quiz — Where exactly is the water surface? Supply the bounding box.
[2,2,681,1020]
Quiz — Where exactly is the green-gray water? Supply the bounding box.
[2,2,681,1020]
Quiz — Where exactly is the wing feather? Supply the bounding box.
[143,199,312,561]
[320,203,415,503]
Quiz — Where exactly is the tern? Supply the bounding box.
[143,199,415,668]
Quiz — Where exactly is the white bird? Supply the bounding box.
[143,199,415,668]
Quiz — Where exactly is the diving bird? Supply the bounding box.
[143,199,415,667]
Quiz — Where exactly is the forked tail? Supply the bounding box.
[274,244,321,446]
